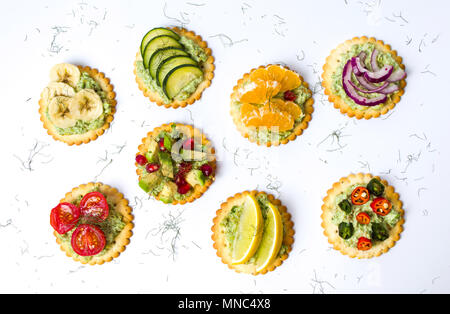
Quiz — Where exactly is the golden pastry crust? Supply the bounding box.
[321,173,404,259]
[230,64,314,147]
[39,65,116,145]
[211,191,294,275]
[54,182,134,265]
[136,123,216,205]
[322,36,406,119]
[134,27,215,108]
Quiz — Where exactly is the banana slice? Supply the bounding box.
[49,63,81,87]
[41,82,75,104]
[48,96,77,128]
[70,89,103,121]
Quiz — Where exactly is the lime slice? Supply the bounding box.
[231,194,263,265]
[254,202,283,273]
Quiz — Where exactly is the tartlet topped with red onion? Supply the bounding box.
[322,37,406,119]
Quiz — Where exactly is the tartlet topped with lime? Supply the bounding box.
[134,27,215,108]
[212,191,294,275]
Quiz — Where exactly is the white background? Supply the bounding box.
[1,0,449,294]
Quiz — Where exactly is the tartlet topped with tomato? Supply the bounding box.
[50,182,134,265]
[321,173,404,259]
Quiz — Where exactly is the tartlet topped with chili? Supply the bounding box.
[321,173,404,259]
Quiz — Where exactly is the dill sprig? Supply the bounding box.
[152,210,184,260]
[14,140,52,172]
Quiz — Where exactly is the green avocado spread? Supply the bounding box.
[56,189,126,262]
[231,79,311,145]
[136,34,207,104]
[331,181,401,248]
[331,43,401,111]
[220,194,288,264]
[48,72,111,135]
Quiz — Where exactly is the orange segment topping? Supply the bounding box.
[241,98,302,132]
[237,65,302,131]
[239,79,281,104]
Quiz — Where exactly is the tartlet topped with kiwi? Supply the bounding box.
[134,27,215,108]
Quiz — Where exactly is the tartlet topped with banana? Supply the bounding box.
[39,63,116,145]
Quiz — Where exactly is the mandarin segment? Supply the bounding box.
[242,106,294,132]
[239,79,281,104]
[269,98,302,121]
[266,65,300,92]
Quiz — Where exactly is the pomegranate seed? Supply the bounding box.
[177,183,191,195]
[158,138,166,152]
[135,154,147,166]
[175,174,187,186]
[183,138,195,150]
[146,163,160,173]
[200,164,213,177]
[179,162,192,174]
[283,90,297,102]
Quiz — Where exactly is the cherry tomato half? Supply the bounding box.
[71,224,106,256]
[351,187,370,205]
[50,202,80,234]
[370,197,392,216]
[79,192,109,222]
[356,212,371,225]
[357,237,372,251]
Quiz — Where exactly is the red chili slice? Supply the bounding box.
[356,212,371,225]
[50,202,80,234]
[357,237,372,251]
[351,187,370,205]
[79,192,109,222]
[71,224,106,256]
[370,197,392,216]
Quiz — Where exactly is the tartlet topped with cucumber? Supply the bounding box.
[134,27,215,108]
[135,123,215,205]
[321,173,404,259]
[39,63,116,145]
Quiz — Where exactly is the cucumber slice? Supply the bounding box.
[157,56,197,87]
[163,65,203,100]
[149,47,188,79]
[142,35,183,69]
[140,27,180,56]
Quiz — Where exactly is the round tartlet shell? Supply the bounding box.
[135,123,216,205]
[134,27,215,109]
[321,173,404,259]
[211,190,294,275]
[322,36,407,119]
[54,182,134,265]
[230,64,314,147]
[39,65,116,145]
